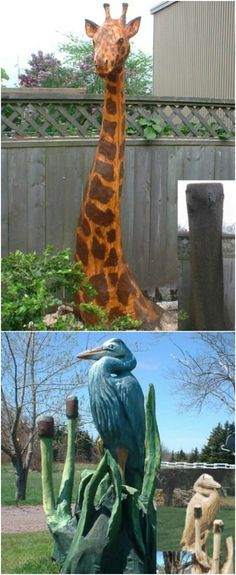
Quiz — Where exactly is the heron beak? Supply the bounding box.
[77,346,105,360]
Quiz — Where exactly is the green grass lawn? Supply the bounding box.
[2,464,234,572]
[2,507,234,573]
[157,506,235,551]
[1,532,60,574]
[2,462,96,505]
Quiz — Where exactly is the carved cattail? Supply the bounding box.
[37,416,54,438]
[66,396,78,419]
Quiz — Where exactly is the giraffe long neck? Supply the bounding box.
[76,71,126,279]
[99,71,126,195]
[86,71,126,227]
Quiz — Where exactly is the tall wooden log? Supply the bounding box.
[186,183,225,330]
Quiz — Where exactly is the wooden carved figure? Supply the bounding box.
[75,3,162,329]
[181,474,221,556]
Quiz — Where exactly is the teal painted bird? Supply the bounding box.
[78,338,145,490]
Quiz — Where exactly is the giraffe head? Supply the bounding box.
[85,3,141,77]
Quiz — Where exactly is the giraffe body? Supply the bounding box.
[75,4,162,329]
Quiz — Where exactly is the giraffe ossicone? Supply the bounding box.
[75,3,163,329]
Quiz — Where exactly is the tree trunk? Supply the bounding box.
[14,462,29,501]
[186,183,225,330]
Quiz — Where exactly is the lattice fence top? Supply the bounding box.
[2,89,235,140]
[161,461,235,469]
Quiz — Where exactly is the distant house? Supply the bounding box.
[151,1,235,99]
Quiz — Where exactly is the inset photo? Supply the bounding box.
[156,468,235,573]
[178,181,235,331]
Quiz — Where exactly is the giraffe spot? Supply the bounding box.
[80,217,91,237]
[85,203,115,227]
[107,73,116,83]
[122,117,126,133]
[95,227,104,239]
[90,273,109,306]
[103,119,117,138]
[107,229,116,243]
[90,174,114,204]
[95,159,114,182]
[98,140,117,162]
[119,184,123,197]
[106,98,117,115]
[109,272,118,286]
[119,162,124,179]
[117,272,137,305]
[76,235,88,266]
[104,247,118,267]
[107,83,117,95]
[92,237,106,260]
[120,47,126,55]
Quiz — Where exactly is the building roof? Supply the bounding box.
[150,1,178,15]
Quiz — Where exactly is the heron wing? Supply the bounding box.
[115,375,145,453]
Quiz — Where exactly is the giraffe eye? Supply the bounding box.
[117,37,124,45]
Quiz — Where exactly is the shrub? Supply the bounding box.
[2,246,143,331]
[1,246,95,330]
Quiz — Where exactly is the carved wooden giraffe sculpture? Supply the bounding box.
[75,3,162,329]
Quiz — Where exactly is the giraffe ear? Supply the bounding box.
[85,19,99,38]
[125,17,141,39]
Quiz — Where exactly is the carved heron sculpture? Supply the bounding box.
[78,338,145,490]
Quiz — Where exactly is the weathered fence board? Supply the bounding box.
[1,149,8,256]
[27,148,46,253]
[2,138,235,293]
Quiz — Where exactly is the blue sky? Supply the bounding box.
[49,331,234,454]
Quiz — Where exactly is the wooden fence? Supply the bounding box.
[1,90,235,294]
[2,89,234,139]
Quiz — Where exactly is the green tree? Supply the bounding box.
[175,449,187,462]
[200,421,235,464]
[188,447,200,463]
[170,450,175,462]
[59,35,153,94]
[59,37,103,93]
[76,429,94,461]
[19,38,153,94]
